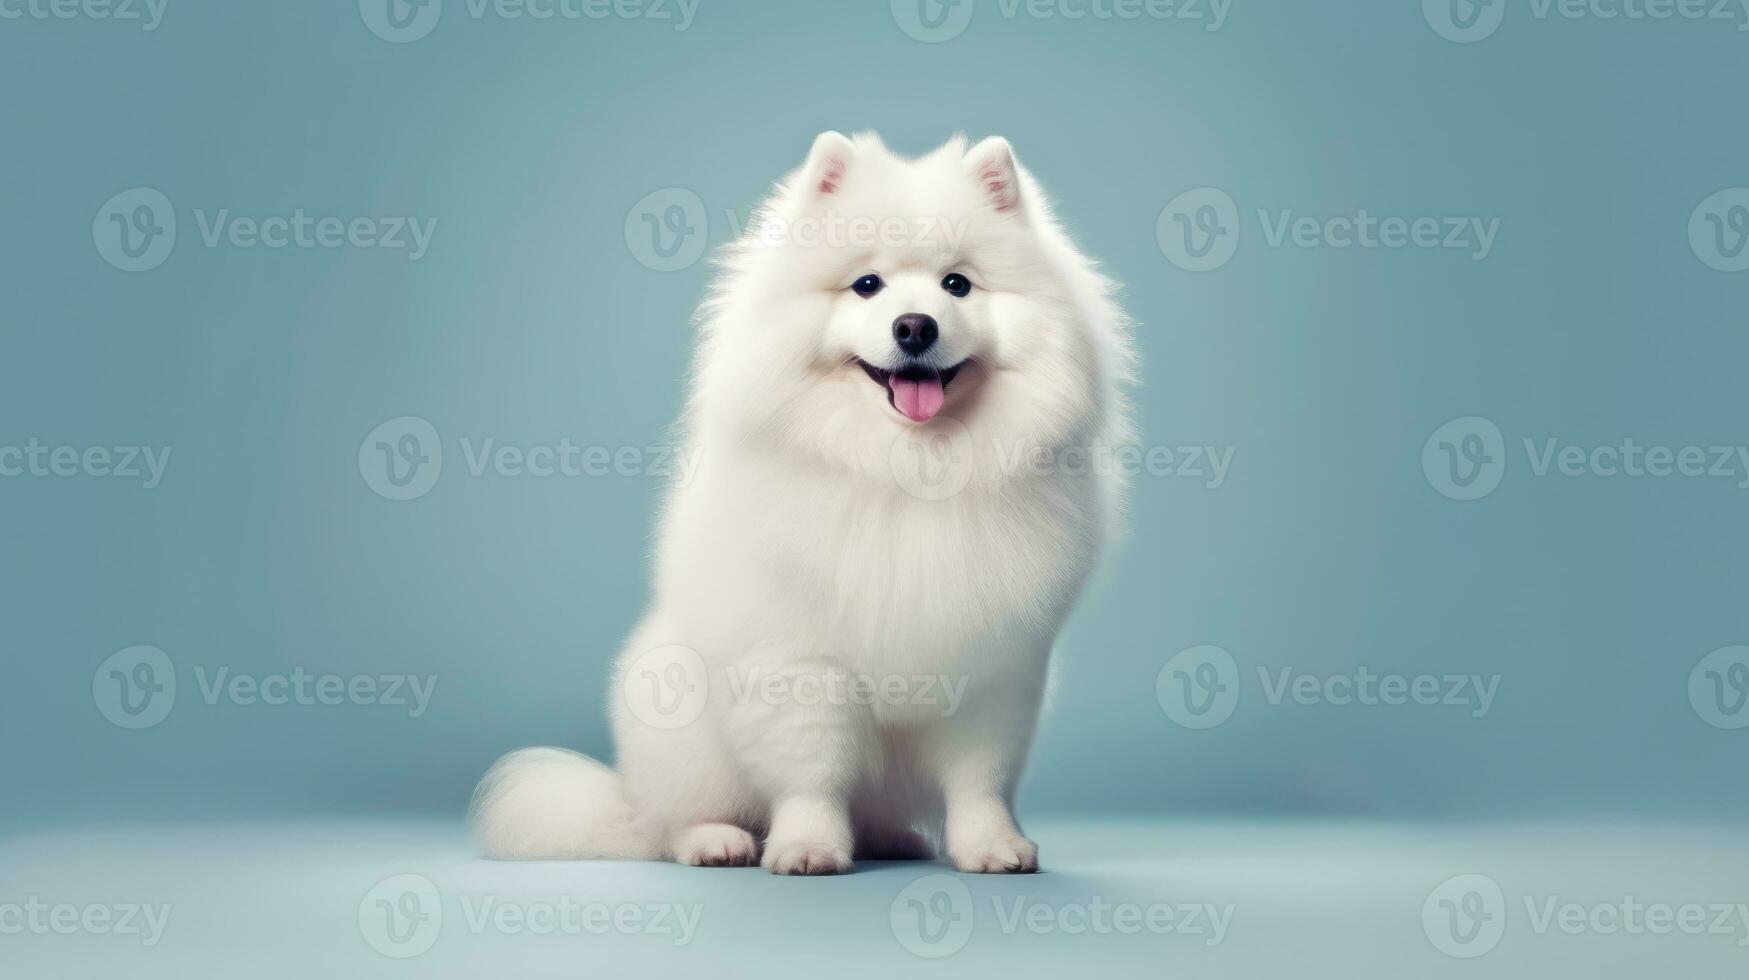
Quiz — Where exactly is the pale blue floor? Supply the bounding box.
[3,817,1745,977]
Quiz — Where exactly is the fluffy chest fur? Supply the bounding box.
[655,446,1104,678]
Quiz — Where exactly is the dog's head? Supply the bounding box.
[691,132,1129,480]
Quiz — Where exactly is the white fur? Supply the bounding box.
[472,133,1134,874]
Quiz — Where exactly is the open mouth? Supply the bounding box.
[856,359,965,423]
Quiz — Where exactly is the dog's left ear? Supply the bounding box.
[966,137,1024,214]
[801,131,856,197]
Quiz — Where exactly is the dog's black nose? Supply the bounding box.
[892,313,938,356]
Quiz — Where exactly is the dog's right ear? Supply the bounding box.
[800,131,855,197]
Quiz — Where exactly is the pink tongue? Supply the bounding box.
[890,373,945,422]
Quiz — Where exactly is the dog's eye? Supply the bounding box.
[851,274,884,298]
[941,273,972,298]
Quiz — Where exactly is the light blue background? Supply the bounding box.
[3,0,1747,835]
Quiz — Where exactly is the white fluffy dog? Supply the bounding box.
[472,132,1133,874]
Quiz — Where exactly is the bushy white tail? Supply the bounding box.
[469,747,661,860]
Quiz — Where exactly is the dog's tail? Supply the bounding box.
[469,747,661,860]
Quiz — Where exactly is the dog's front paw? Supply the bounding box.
[673,823,760,867]
[762,842,854,876]
[951,835,1039,874]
